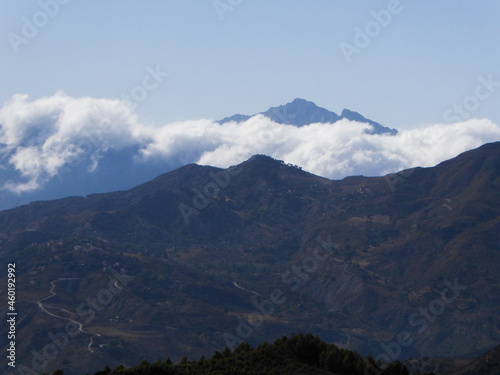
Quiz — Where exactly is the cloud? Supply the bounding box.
[140,115,500,178]
[0,92,140,193]
[1,92,500,194]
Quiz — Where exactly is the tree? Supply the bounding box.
[381,361,410,375]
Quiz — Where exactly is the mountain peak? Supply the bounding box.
[281,97,322,111]
[246,154,279,163]
[290,98,308,104]
[240,154,298,173]
[218,98,397,134]
[260,98,339,126]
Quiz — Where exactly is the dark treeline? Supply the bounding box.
[50,334,435,375]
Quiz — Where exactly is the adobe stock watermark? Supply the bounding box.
[13,268,134,375]
[7,0,71,55]
[340,0,408,63]
[443,74,500,123]
[212,0,243,21]
[222,235,340,350]
[364,278,467,375]
[178,166,242,225]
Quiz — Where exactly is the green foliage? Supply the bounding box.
[380,361,409,375]
[56,334,421,375]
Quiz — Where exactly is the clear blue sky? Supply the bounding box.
[1,1,499,130]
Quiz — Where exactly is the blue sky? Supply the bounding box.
[1,1,499,130]
[1,1,500,210]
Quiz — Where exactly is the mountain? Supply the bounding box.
[0,99,396,212]
[218,98,398,135]
[1,142,499,375]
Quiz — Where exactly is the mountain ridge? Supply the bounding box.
[218,98,398,135]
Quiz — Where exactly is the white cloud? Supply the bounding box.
[169,117,500,179]
[1,92,500,194]
[0,92,139,193]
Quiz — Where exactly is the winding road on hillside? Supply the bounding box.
[35,278,99,354]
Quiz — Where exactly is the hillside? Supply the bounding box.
[1,142,499,375]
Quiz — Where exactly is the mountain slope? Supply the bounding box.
[1,142,499,375]
[340,108,398,135]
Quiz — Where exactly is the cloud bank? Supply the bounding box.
[1,92,500,194]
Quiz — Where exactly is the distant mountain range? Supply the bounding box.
[219,98,398,135]
[0,99,396,211]
[1,141,499,375]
